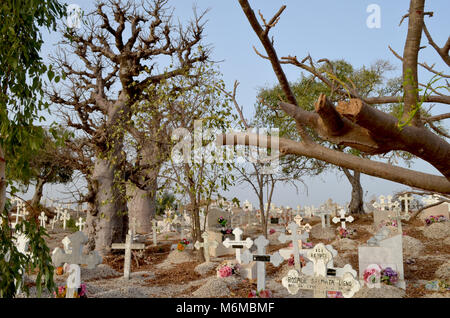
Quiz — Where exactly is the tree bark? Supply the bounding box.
[89,157,127,255]
[342,168,365,215]
[31,178,45,209]
[0,145,6,213]
[127,181,157,234]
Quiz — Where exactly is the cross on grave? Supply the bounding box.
[194,232,218,263]
[11,198,24,225]
[279,222,304,272]
[129,216,140,240]
[293,215,312,248]
[60,209,70,230]
[399,194,413,213]
[332,209,354,229]
[111,231,145,279]
[373,195,388,211]
[52,231,102,269]
[50,217,58,230]
[222,228,253,264]
[152,219,158,246]
[64,263,81,298]
[241,235,284,292]
[38,212,47,228]
[55,204,64,221]
[282,243,360,298]
[75,217,85,231]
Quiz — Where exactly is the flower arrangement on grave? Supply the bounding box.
[287,254,306,267]
[425,280,450,292]
[216,260,240,278]
[55,266,64,276]
[379,218,398,228]
[248,289,272,298]
[363,264,382,288]
[337,226,356,238]
[380,267,399,285]
[217,216,227,227]
[54,284,87,298]
[302,239,313,249]
[269,228,276,235]
[177,238,190,251]
[425,215,447,225]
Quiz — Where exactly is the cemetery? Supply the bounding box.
[0,0,449,301]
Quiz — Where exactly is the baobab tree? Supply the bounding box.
[49,0,209,253]
[219,0,450,194]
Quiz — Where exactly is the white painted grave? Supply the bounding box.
[332,209,354,229]
[194,231,218,263]
[241,235,283,292]
[279,222,303,272]
[222,227,253,264]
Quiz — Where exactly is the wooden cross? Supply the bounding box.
[241,235,284,292]
[60,209,70,230]
[75,217,85,231]
[38,212,47,228]
[279,222,303,272]
[194,232,218,263]
[52,231,102,269]
[332,209,354,229]
[111,231,145,279]
[282,243,360,298]
[222,227,253,264]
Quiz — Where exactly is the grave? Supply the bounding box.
[222,228,256,280]
[332,209,354,229]
[38,212,47,228]
[419,195,449,222]
[205,207,234,257]
[194,231,218,263]
[278,222,304,272]
[241,235,283,292]
[111,231,145,279]
[282,243,360,298]
[358,228,406,289]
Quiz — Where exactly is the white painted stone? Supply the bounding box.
[194,232,218,263]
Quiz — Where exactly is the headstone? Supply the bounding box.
[293,215,311,249]
[60,209,70,230]
[194,232,218,263]
[282,243,360,298]
[279,222,303,272]
[50,217,58,230]
[111,231,145,279]
[222,228,253,264]
[207,207,231,231]
[52,231,102,269]
[332,209,354,229]
[38,212,47,228]
[359,232,405,289]
[64,263,81,298]
[75,217,85,231]
[241,235,283,292]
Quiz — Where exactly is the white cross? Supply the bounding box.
[64,263,81,298]
[399,194,412,213]
[293,215,312,248]
[55,204,63,221]
[129,217,140,239]
[241,235,284,292]
[282,243,360,298]
[38,212,47,228]
[60,209,70,230]
[194,232,218,263]
[373,195,387,211]
[111,231,145,279]
[279,222,304,272]
[50,217,58,230]
[332,209,354,229]
[75,217,85,231]
[222,228,253,264]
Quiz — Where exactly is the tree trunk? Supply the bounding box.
[259,197,268,238]
[0,145,6,213]
[88,157,127,255]
[343,168,365,214]
[31,178,45,209]
[127,181,157,234]
[190,200,205,262]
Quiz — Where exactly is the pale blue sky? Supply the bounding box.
[35,0,449,208]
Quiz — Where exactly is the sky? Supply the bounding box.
[31,0,449,209]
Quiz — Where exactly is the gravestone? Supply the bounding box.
[52,231,102,269]
[194,231,218,263]
[282,243,360,298]
[293,215,311,249]
[38,212,47,228]
[222,228,253,264]
[207,207,231,231]
[332,209,354,229]
[50,217,58,230]
[111,231,145,279]
[358,229,406,289]
[60,209,70,230]
[279,222,304,272]
[241,235,283,292]
[75,217,85,231]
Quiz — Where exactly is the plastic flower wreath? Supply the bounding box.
[248,289,272,298]
[216,260,240,278]
[363,264,382,288]
[269,228,276,235]
[217,216,227,227]
[54,284,87,298]
[177,238,190,251]
[425,215,447,225]
[380,267,398,285]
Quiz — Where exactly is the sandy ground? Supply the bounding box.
[17,214,450,298]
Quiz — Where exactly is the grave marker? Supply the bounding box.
[60,209,70,230]
[222,227,253,264]
[241,235,283,292]
[75,217,85,231]
[279,222,303,272]
[111,231,145,279]
[194,232,218,263]
[332,209,354,229]
[38,212,47,228]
